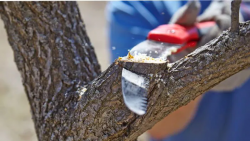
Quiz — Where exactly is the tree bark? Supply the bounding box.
[0,1,102,140]
[1,1,249,141]
[231,0,242,32]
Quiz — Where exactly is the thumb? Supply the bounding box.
[197,14,231,47]
[197,25,220,47]
[169,1,201,26]
[197,0,228,22]
[215,14,231,31]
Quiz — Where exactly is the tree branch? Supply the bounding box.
[79,22,250,140]
[1,1,250,141]
[231,0,242,32]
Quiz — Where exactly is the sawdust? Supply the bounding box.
[119,52,167,63]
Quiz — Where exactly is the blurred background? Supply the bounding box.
[0,2,112,141]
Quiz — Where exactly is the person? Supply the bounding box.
[106,1,250,141]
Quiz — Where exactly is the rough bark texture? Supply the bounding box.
[1,1,250,141]
[0,1,102,140]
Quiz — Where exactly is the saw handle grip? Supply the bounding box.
[148,21,216,53]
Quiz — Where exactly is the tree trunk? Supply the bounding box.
[0,1,102,140]
[1,1,249,141]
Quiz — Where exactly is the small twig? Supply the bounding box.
[231,0,242,32]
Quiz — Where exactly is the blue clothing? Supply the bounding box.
[106,1,211,61]
[107,1,250,141]
[164,78,250,141]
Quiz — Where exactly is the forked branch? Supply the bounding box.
[1,1,250,141]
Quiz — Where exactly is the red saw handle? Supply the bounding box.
[147,21,216,53]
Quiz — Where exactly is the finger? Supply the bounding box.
[215,14,231,31]
[197,25,221,47]
[197,0,225,22]
[169,1,201,26]
[197,13,231,48]
[221,0,231,15]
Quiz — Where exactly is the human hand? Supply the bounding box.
[169,0,249,92]
[196,0,248,92]
[196,0,237,47]
[167,0,242,63]
[167,1,201,62]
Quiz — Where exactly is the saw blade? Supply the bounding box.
[121,68,149,115]
[130,40,183,60]
[121,40,182,115]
